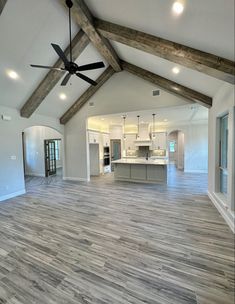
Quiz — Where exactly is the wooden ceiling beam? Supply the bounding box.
[59,0,122,72]
[122,61,212,108]
[95,18,235,84]
[0,0,7,15]
[60,66,115,124]
[20,30,90,118]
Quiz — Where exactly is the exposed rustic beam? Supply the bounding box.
[59,0,121,72]
[60,66,115,124]
[95,19,235,84]
[0,0,7,15]
[20,30,89,118]
[122,61,212,108]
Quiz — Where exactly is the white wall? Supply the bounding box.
[24,126,62,177]
[183,124,208,173]
[167,125,208,173]
[177,131,184,170]
[0,105,63,201]
[168,131,178,163]
[89,144,100,176]
[208,83,235,232]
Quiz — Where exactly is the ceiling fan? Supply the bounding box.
[30,0,105,86]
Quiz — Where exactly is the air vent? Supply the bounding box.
[153,89,160,96]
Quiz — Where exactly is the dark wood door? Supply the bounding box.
[44,140,56,177]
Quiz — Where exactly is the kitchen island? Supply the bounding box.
[112,158,168,184]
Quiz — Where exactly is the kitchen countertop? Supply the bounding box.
[112,158,168,165]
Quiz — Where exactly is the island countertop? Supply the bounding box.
[112,158,168,166]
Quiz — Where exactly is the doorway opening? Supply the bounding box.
[168,130,184,171]
[22,126,63,187]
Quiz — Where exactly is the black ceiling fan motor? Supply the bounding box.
[30,0,105,86]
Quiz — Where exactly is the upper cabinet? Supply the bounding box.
[124,134,137,150]
[102,133,110,147]
[152,132,167,150]
[88,131,111,147]
[88,131,100,144]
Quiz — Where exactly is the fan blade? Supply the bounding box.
[51,43,70,66]
[61,73,72,86]
[77,61,105,71]
[30,64,64,71]
[76,72,97,86]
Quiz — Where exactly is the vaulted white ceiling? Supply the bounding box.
[87,0,235,60]
[0,0,234,119]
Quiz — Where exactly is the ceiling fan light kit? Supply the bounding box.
[30,0,105,86]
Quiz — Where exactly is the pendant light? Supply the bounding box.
[122,115,126,140]
[137,115,140,139]
[152,114,156,139]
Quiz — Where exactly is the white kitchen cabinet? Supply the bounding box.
[102,133,110,147]
[124,134,137,150]
[88,131,100,144]
[152,132,167,150]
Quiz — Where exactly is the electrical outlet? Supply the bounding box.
[10,155,16,160]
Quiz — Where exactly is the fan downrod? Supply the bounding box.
[66,0,73,9]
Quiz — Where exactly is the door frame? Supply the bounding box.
[44,140,57,177]
[22,132,26,175]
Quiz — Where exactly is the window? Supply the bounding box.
[169,141,176,152]
[54,140,60,161]
[219,114,228,195]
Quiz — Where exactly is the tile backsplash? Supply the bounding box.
[126,150,137,157]
[125,148,166,157]
[152,149,166,156]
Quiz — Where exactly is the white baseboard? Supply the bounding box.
[208,191,235,233]
[0,189,26,202]
[184,169,208,173]
[63,177,89,182]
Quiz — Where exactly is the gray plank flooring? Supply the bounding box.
[0,166,234,304]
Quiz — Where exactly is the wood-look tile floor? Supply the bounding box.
[0,166,234,304]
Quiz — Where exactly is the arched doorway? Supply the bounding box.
[167,130,184,171]
[22,125,64,187]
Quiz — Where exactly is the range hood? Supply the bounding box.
[134,123,152,147]
[135,139,152,147]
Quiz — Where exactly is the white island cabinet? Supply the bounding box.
[112,158,167,184]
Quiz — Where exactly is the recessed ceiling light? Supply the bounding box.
[172,67,180,74]
[172,2,184,15]
[163,119,168,122]
[6,70,19,80]
[101,118,105,121]
[59,93,67,100]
